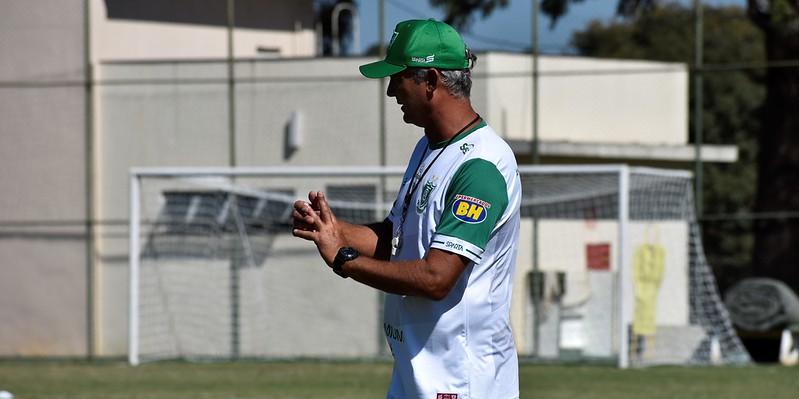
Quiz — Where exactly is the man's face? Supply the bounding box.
[387,69,431,127]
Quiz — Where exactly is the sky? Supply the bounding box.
[354,0,747,55]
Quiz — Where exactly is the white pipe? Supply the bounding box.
[128,173,141,366]
[518,164,627,174]
[617,165,631,369]
[129,165,690,179]
[130,166,407,177]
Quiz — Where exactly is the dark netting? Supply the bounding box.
[688,220,752,364]
[629,173,694,221]
[142,189,294,265]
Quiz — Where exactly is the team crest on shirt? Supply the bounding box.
[451,194,491,224]
[416,177,437,214]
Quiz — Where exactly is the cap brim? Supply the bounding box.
[359,60,406,79]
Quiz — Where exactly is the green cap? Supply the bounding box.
[359,19,469,79]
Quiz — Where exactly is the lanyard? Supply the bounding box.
[392,114,481,256]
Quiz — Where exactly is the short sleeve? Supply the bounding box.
[431,159,508,263]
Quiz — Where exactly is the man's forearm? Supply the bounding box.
[339,249,468,300]
[339,220,393,261]
[340,256,441,299]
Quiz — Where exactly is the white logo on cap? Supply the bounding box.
[388,31,399,49]
[411,55,435,63]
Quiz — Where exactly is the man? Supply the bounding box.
[293,19,521,399]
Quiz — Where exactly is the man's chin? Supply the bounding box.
[399,109,427,128]
[401,113,423,128]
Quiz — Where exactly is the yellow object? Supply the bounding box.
[632,243,665,336]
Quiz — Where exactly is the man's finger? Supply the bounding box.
[310,191,323,209]
[292,199,326,232]
[299,196,327,230]
[292,209,316,227]
[308,191,320,209]
[293,200,311,213]
[316,192,336,224]
[293,206,321,217]
[294,200,319,219]
[292,228,317,241]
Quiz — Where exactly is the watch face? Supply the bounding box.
[340,247,358,260]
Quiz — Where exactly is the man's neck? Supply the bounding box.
[423,104,480,144]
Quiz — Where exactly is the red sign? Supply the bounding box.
[437,394,459,399]
[586,243,611,270]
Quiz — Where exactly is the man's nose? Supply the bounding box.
[386,78,397,97]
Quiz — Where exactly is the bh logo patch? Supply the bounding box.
[451,194,491,224]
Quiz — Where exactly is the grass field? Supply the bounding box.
[0,360,797,398]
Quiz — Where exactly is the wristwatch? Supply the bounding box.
[332,247,358,278]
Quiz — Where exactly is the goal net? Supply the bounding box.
[128,165,750,367]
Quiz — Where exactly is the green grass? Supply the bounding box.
[0,360,797,398]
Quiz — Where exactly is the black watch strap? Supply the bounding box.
[332,247,358,278]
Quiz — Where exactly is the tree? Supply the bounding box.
[431,0,799,292]
[747,0,799,290]
[430,0,509,29]
[571,4,765,292]
[431,0,655,29]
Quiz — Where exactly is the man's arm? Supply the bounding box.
[341,248,468,300]
[337,220,393,261]
[292,191,468,300]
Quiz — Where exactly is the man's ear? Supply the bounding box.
[425,69,438,93]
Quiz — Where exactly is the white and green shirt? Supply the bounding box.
[385,121,521,399]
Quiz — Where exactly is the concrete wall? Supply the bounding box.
[510,220,689,356]
[0,0,89,356]
[482,53,688,145]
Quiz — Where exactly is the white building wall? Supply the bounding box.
[0,0,89,357]
[511,220,689,356]
[90,0,316,63]
[483,53,688,145]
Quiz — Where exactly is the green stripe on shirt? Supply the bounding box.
[436,158,508,250]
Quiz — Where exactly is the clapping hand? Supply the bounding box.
[292,191,345,266]
[292,191,321,234]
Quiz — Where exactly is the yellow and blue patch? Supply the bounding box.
[451,194,491,224]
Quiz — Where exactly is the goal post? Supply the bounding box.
[129,172,140,366]
[128,165,750,367]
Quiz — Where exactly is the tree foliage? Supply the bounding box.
[429,0,509,30]
[428,0,659,29]
[746,0,799,290]
[572,4,765,291]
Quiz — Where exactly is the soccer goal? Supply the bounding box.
[128,165,750,367]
